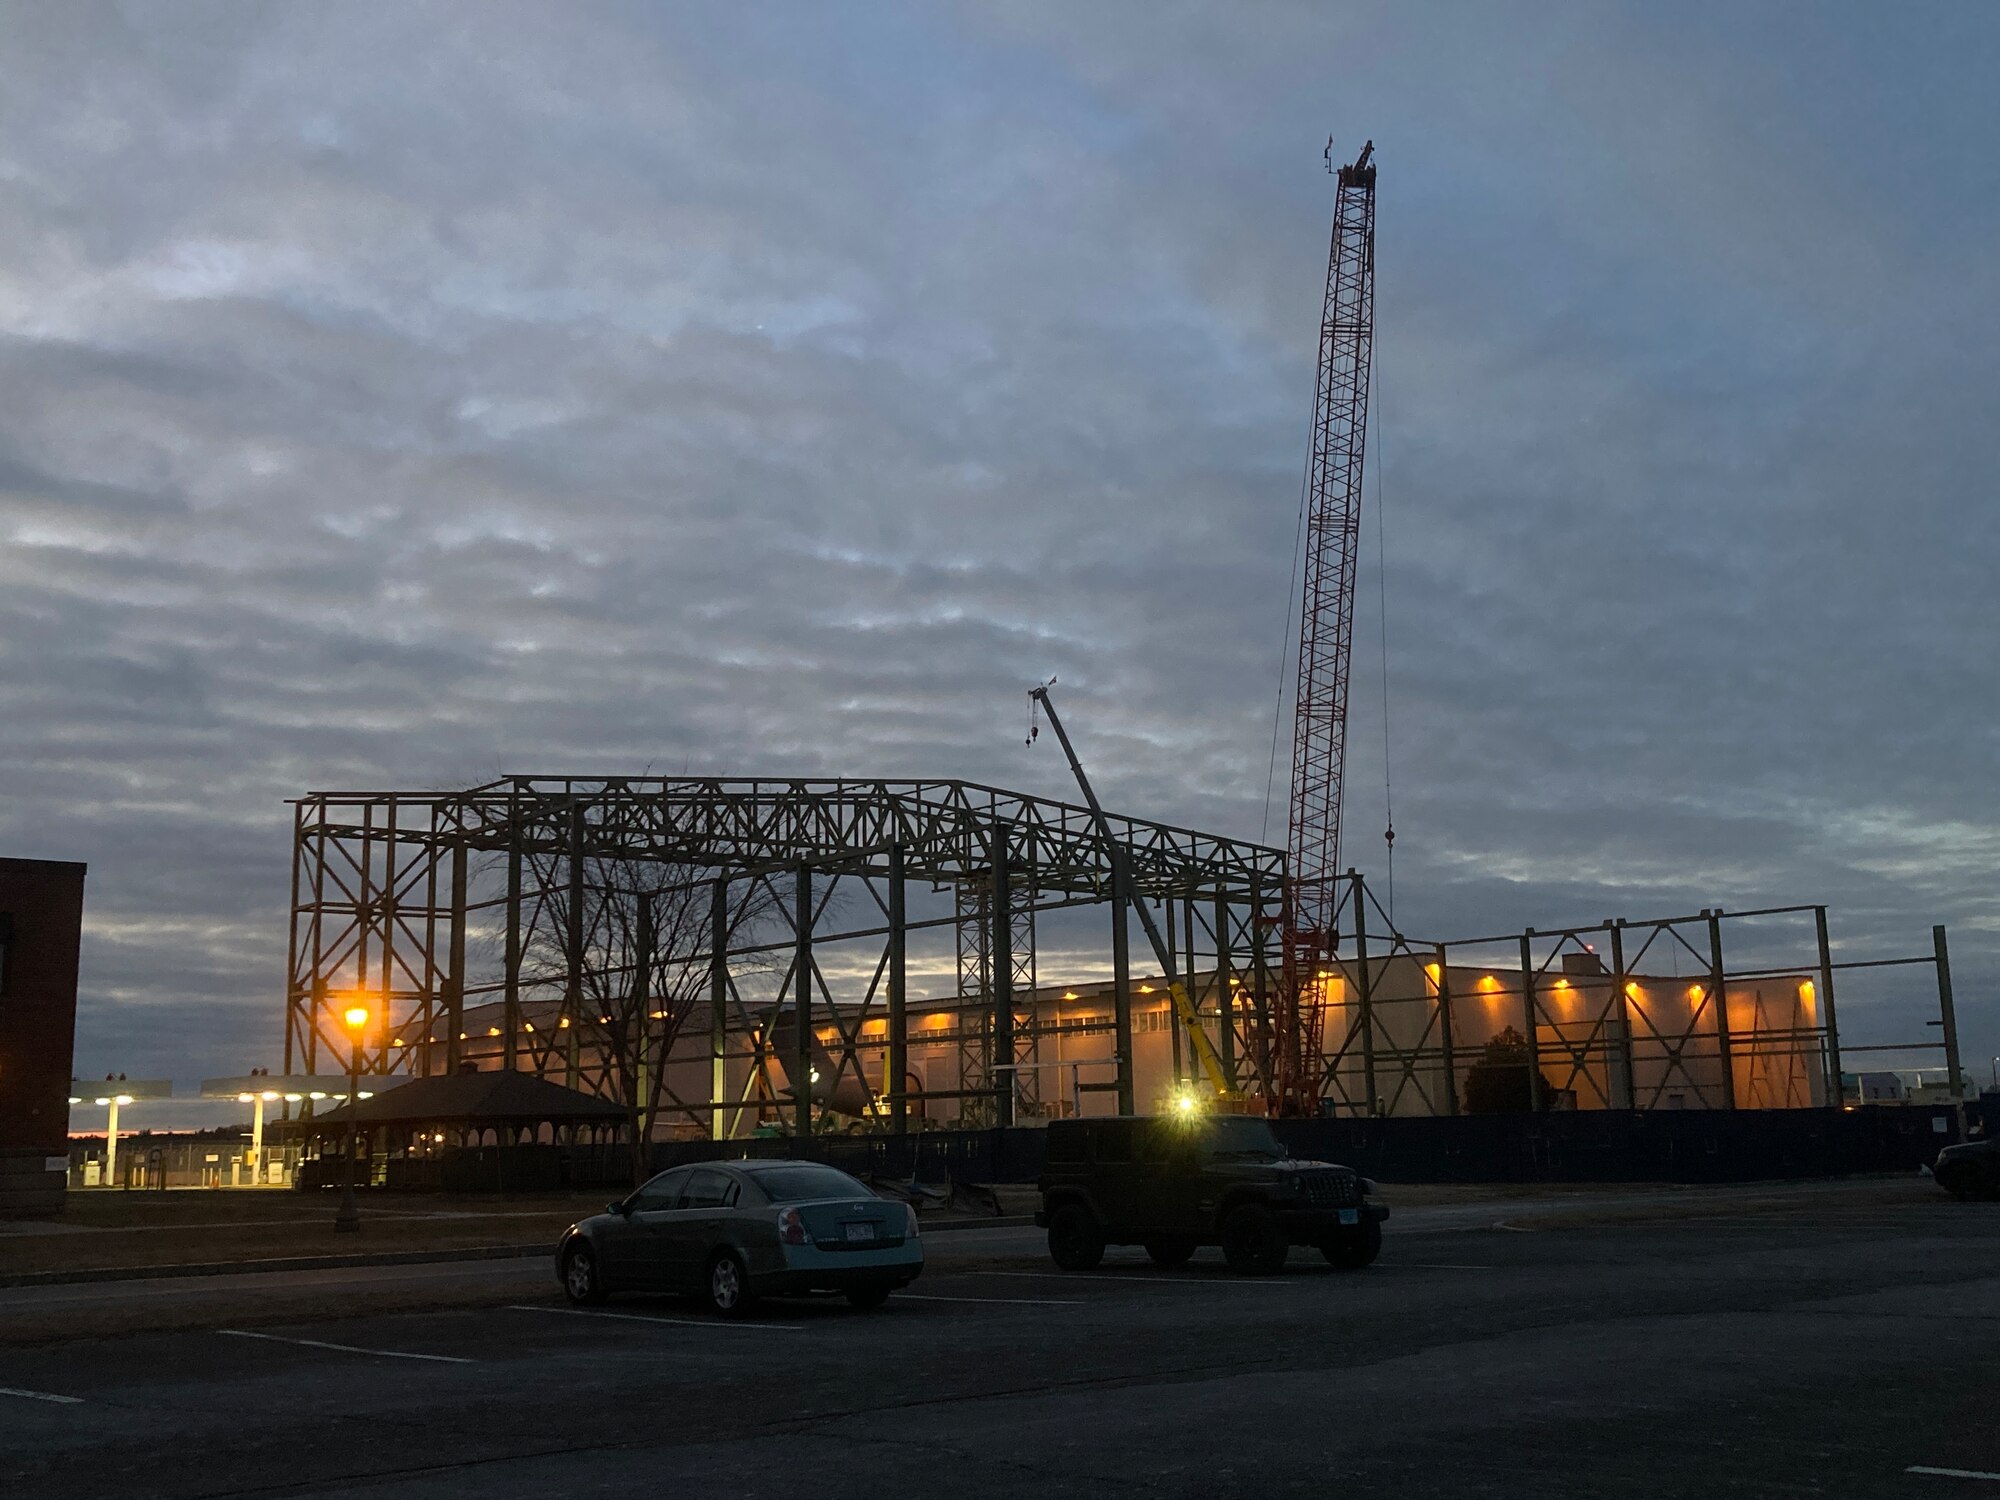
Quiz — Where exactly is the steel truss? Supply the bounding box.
[285,777,1286,1134]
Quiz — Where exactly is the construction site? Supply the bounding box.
[275,144,1974,1180]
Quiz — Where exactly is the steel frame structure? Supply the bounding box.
[1309,871,1966,1123]
[284,777,1286,1134]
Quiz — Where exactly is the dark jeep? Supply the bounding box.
[1035,1114,1388,1275]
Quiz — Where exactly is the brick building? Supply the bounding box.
[0,858,88,1216]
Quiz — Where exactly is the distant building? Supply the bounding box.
[1841,1069,1970,1107]
[0,858,87,1216]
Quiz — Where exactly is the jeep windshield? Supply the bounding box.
[1193,1118,1287,1160]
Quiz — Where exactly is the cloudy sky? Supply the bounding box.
[3,1,1995,1111]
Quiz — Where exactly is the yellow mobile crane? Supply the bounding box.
[1028,681,1246,1111]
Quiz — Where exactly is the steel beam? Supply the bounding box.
[887,845,907,1135]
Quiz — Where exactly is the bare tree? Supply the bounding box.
[522,856,786,1185]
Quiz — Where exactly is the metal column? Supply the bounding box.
[1215,892,1237,1090]
[1519,932,1543,1112]
[1111,858,1135,1116]
[283,800,305,1077]
[1705,910,1735,1109]
[1934,925,1965,1136]
[794,867,813,1140]
[1434,943,1458,1116]
[444,841,467,1077]
[1351,870,1377,1114]
[1165,895,1183,1086]
[1608,921,1634,1110]
[565,802,585,1090]
[632,892,655,1142]
[990,830,1014,1127]
[1814,906,1843,1106]
[503,812,522,1074]
[709,878,728,1141]
[887,845,908,1135]
[1251,877,1274,1095]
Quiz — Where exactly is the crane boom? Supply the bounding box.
[1029,684,1235,1099]
[1278,140,1377,1113]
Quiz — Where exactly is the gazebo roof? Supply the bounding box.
[309,1070,627,1129]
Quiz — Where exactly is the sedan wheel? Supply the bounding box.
[705,1251,757,1318]
[562,1244,606,1305]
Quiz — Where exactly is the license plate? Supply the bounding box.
[1338,1208,1360,1225]
[844,1222,877,1242]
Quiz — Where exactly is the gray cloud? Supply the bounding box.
[1,1,1994,1104]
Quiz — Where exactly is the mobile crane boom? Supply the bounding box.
[1028,682,1236,1099]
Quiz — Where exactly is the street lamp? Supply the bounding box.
[334,1003,370,1234]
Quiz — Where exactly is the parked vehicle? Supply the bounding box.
[1933,1137,2000,1201]
[1037,1114,1388,1274]
[556,1160,923,1315]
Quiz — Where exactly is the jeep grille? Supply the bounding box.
[1298,1170,1360,1208]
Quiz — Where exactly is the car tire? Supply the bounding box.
[845,1284,893,1310]
[1320,1220,1382,1271]
[704,1250,758,1318]
[561,1242,607,1305]
[1047,1203,1106,1271]
[1220,1203,1288,1275]
[1208,1208,1288,1272]
[1144,1237,1196,1267]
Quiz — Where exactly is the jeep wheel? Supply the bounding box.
[1047,1204,1106,1271]
[1144,1237,1196,1267]
[1219,1203,1288,1275]
[1320,1220,1382,1271]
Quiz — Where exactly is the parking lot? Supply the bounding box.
[3,1178,1997,1499]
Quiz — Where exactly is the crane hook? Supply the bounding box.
[1026,676,1055,745]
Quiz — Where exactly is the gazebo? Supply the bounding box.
[304,1071,632,1190]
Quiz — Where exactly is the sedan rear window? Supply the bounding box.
[750,1165,871,1203]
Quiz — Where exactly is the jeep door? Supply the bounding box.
[1087,1119,1146,1234]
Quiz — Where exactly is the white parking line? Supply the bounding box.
[504,1304,805,1332]
[0,1386,83,1405]
[216,1329,474,1364]
[974,1270,1300,1287]
[1381,1263,1495,1271]
[896,1293,1083,1307]
[1908,1466,2000,1482]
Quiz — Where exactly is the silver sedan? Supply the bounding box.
[555,1160,924,1316]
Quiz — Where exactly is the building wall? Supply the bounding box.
[1322,956,1828,1116]
[0,857,87,1216]
[391,952,1832,1136]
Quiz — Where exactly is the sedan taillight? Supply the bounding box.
[903,1202,921,1239]
[777,1206,811,1246]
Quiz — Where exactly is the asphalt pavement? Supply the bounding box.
[3,1177,1996,1499]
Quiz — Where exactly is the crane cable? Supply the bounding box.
[1374,351,1395,924]
[1260,387,1315,848]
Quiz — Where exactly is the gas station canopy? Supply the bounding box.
[199,1075,412,1103]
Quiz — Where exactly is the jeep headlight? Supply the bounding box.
[1359,1177,1378,1196]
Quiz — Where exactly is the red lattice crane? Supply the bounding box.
[1277,140,1377,1114]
